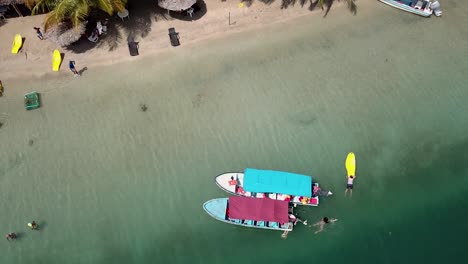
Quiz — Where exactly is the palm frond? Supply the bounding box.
[343,0,357,14]
[31,0,56,15]
[24,0,37,9]
[110,0,127,13]
[316,0,325,10]
[43,9,61,31]
[93,0,114,14]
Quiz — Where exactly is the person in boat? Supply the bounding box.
[228,176,238,186]
[345,175,355,196]
[299,196,309,204]
[28,221,38,230]
[6,233,17,241]
[313,217,338,234]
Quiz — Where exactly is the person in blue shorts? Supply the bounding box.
[69,61,80,76]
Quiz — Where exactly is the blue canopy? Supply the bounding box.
[243,168,312,197]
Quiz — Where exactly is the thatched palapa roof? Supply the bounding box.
[158,0,197,11]
[0,0,25,5]
[44,22,85,47]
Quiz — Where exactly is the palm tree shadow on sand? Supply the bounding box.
[66,0,207,54]
[254,0,357,17]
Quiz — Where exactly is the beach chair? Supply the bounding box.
[87,30,99,43]
[168,28,180,47]
[128,38,139,56]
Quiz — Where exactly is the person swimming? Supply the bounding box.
[345,175,355,196]
[313,217,338,234]
[289,214,308,226]
[6,233,17,241]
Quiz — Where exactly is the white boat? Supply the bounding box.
[203,196,294,231]
[378,0,442,17]
[215,168,332,207]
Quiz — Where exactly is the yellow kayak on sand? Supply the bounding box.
[11,34,23,54]
[345,152,356,177]
[52,49,62,71]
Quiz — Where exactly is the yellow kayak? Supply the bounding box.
[52,49,62,71]
[11,34,23,54]
[345,152,356,177]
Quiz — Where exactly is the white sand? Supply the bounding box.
[0,1,354,80]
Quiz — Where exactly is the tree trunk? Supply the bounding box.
[12,4,23,17]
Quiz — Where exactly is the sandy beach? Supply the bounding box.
[1,1,468,263]
[0,0,357,80]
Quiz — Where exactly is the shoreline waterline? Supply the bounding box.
[1,1,468,264]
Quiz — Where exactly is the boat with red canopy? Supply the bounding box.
[203,196,294,231]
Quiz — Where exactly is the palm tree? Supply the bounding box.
[25,0,127,31]
[314,0,357,15]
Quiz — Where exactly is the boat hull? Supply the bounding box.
[215,172,319,206]
[203,198,293,231]
[379,0,432,17]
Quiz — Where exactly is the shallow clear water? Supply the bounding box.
[1,2,468,263]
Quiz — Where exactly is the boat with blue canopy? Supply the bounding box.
[203,196,294,231]
[215,168,332,207]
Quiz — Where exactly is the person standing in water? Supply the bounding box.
[313,217,338,234]
[345,175,355,196]
[28,221,38,230]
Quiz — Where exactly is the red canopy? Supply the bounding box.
[228,196,289,223]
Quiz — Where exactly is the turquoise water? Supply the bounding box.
[1,2,468,263]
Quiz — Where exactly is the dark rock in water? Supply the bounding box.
[140,104,148,112]
[0,122,3,128]
[385,58,388,62]
[28,139,34,146]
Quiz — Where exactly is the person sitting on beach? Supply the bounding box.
[313,217,338,234]
[345,175,355,196]
[34,27,44,40]
[69,61,80,76]
[6,233,17,241]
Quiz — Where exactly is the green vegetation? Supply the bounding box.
[25,0,127,31]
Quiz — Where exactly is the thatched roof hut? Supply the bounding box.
[0,0,25,5]
[158,0,197,11]
[44,22,85,47]
[0,0,26,17]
